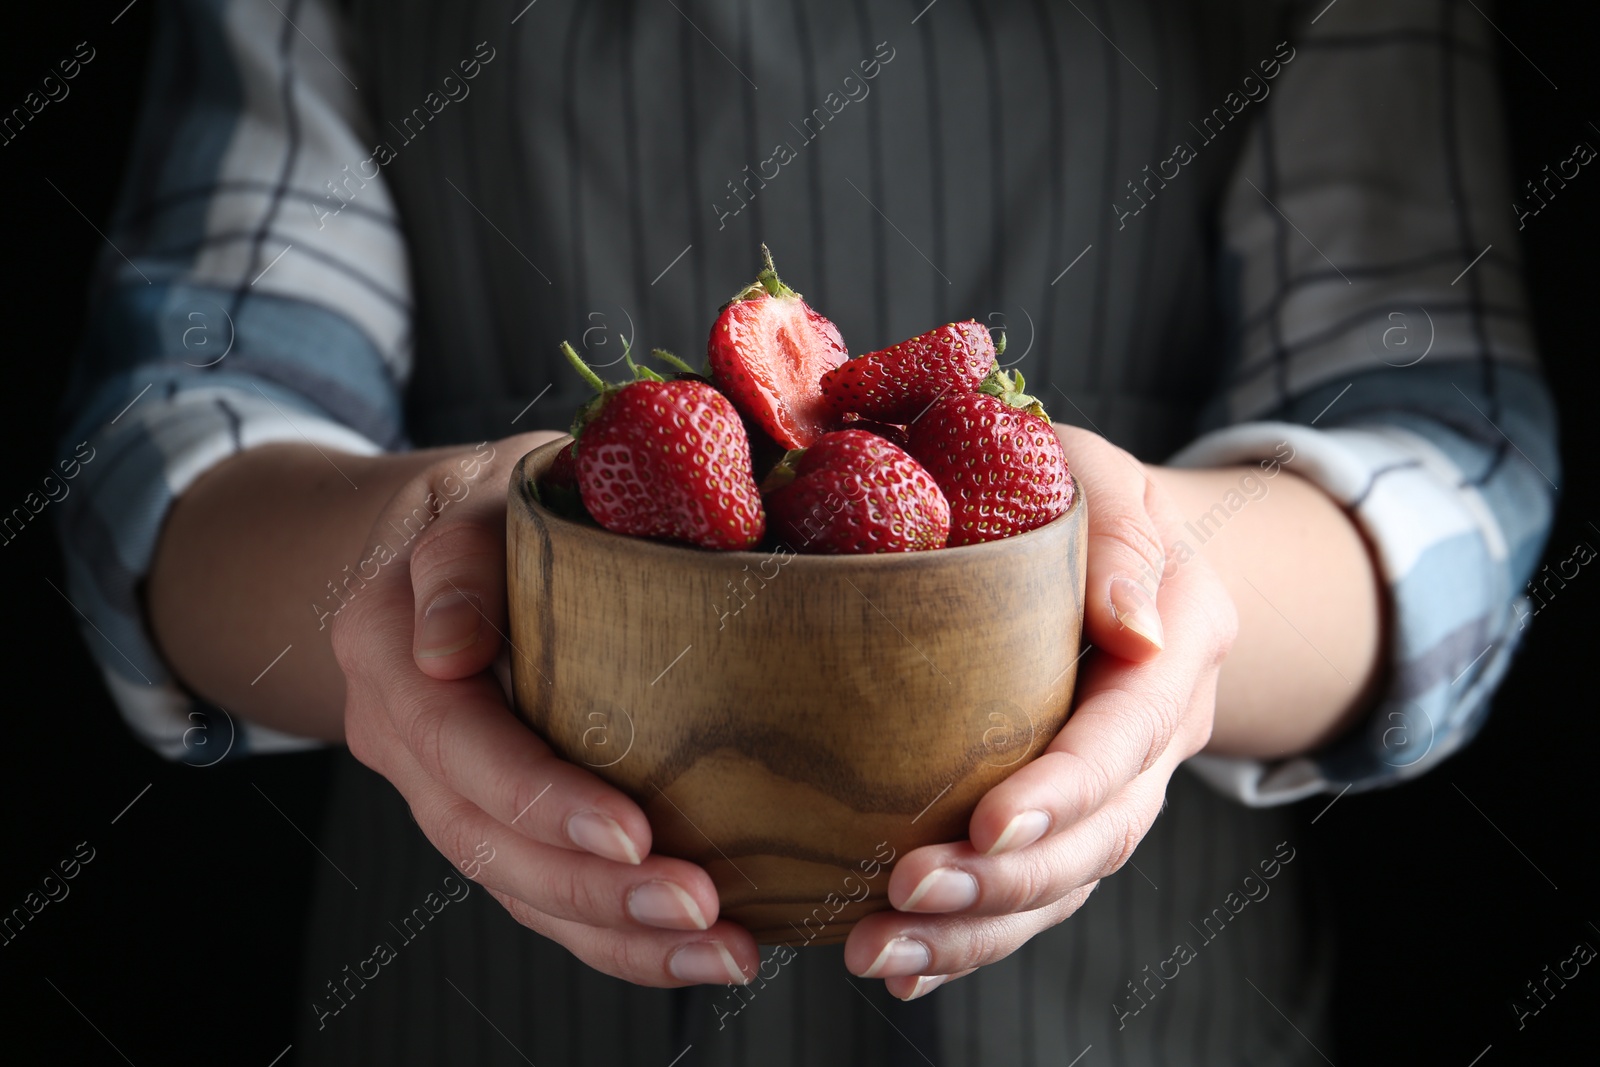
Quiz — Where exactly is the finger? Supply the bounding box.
[1055,425,1168,660]
[844,884,1097,982]
[490,888,762,988]
[967,568,1223,855]
[886,968,978,1002]
[337,553,655,865]
[878,730,1186,924]
[405,439,550,680]
[385,740,720,931]
[395,671,657,864]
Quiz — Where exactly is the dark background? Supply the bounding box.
[2,2,1595,1063]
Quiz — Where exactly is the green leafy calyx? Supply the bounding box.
[560,338,670,439]
[978,367,1049,420]
[728,244,800,304]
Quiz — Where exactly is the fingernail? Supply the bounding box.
[566,811,642,865]
[862,937,932,978]
[1109,577,1164,651]
[418,591,483,658]
[986,809,1053,856]
[901,974,952,1001]
[669,941,749,985]
[628,881,709,931]
[900,868,979,913]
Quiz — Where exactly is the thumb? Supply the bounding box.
[404,444,520,680]
[1056,425,1167,662]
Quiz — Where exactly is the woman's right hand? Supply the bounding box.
[330,432,760,987]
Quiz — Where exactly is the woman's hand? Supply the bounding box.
[331,432,761,988]
[843,425,1238,1000]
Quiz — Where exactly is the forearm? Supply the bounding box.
[1147,465,1384,759]
[146,443,456,740]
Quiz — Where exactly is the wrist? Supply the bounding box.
[1147,464,1384,759]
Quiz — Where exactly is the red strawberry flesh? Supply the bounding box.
[709,250,848,450]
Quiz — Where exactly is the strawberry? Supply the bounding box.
[534,441,589,522]
[561,342,765,550]
[546,441,579,489]
[655,346,791,484]
[708,246,848,450]
[820,320,998,424]
[837,413,910,449]
[904,369,1073,546]
[765,429,949,554]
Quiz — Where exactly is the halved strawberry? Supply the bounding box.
[904,369,1073,546]
[708,247,848,450]
[561,343,765,550]
[820,320,998,424]
[765,429,949,553]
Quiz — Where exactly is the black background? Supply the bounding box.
[2,2,1595,1064]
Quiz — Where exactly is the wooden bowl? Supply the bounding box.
[506,439,1087,944]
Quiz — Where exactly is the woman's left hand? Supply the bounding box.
[843,425,1239,1000]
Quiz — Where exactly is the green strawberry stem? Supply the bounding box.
[649,348,698,375]
[759,448,807,494]
[560,341,625,441]
[979,366,1049,421]
[621,339,664,382]
[560,340,608,394]
[730,244,800,304]
[995,330,1007,358]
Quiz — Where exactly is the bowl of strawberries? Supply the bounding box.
[507,249,1087,945]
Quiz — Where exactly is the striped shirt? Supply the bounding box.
[54,0,1558,1062]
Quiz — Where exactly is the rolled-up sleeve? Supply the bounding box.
[55,0,412,761]
[1172,0,1558,804]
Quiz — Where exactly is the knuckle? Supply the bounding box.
[1138,688,1187,774]
[1046,749,1099,817]
[491,887,551,936]
[954,921,1006,969]
[550,864,607,923]
[1040,751,1097,823]
[1101,810,1145,878]
[328,606,364,674]
[949,913,1034,971]
[1062,880,1100,916]
[500,775,554,837]
[602,936,640,981]
[404,700,451,777]
[1006,856,1057,912]
[1067,735,1125,809]
[410,514,486,589]
[413,796,485,880]
[385,468,461,563]
[1105,511,1167,579]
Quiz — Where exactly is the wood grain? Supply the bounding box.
[507,439,1088,944]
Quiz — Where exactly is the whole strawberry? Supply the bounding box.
[905,369,1073,546]
[561,342,765,550]
[837,413,910,449]
[820,320,998,424]
[709,246,848,450]
[765,430,949,553]
[535,441,589,521]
